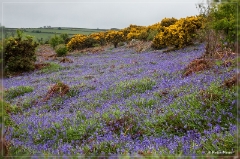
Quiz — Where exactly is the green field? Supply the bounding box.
[2,27,110,42]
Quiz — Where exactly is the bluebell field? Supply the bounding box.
[3,43,238,157]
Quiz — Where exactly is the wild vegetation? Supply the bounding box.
[1,0,239,158]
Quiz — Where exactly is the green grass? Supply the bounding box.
[145,82,237,137]
[37,62,63,74]
[4,86,34,100]
[114,77,156,98]
[4,27,108,42]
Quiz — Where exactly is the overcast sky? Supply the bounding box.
[0,0,204,29]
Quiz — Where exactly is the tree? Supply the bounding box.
[197,0,239,54]
[211,0,239,47]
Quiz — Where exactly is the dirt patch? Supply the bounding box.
[59,57,73,63]
[35,45,56,62]
[183,58,212,77]
[126,40,152,53]
[222,73,239,88]
[43,82,70,102]
[70,46,105,54]
[35,63,50,70]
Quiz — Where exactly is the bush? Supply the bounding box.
[60,33,70,44]
[105,31,124,48]
[3,30,38,73]
[152,16,203,49]
[89,32,106,46]
[160,17,178,27]
[66,34,88,51]
[211,1,238,48]
[49,34,64,49]
[147,30,159,41]
[55,44,68,57]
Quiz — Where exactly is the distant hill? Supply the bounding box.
[2,27,110,42]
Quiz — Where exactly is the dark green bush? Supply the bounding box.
[55,44,68,57]
[3,30,38,73]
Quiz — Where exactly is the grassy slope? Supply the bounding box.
[2,44,238,157]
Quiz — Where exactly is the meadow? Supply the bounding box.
[2,27,109,42]
[2,42,238,157]
[1,1,239,157]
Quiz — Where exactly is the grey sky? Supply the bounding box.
[1,0,203,29]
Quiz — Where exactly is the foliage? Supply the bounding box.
[4,86,34,100]
[0,41,3,77]
[149,83,236,137]
[37,62,63,74]
[55,44,68,57]
[152,16,203,49]
[60,33,70,44]
[3,30,38,73]
[0,100,16,126]
[67,32,107,51]
[114,77,156,98]
[197,0,239,54]
[3,43,237,156]
[49,34,64,49]
[89,32,106,46]
[146,30,159,41]
[105,30,124,48]
[210,1,239,49]
[66,34,88,51]
[160,17,178,27]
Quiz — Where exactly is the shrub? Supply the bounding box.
[152,16,203,49]
[105,30,124,48]
[49,34,64,49]
[0,100,15,126]
[60,33,70,44]
[55,44,68,57]
[160,17,178,27]
[211,1,238,49]
[0,41,3,78]
[146,30,159,41]
[198,0,239,53]
[89,32,106,46]
[123,25,148,41]
[3,30,38,73]
[66,34,88,51]
[148,22,164,32]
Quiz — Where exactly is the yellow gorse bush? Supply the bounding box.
[160,17,178,27]
[125,27,149,41]
[89,32,106,46]
[66,34,88,51]
[105,30,124,48]
[67,16,203,51]
[152,16,203,49]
